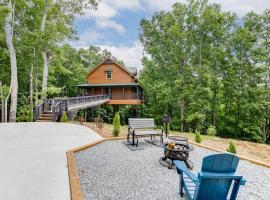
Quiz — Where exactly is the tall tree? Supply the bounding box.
[39,0,99,100]
[3,0,17,122]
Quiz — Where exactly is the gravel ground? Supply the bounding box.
[75,140,270,200]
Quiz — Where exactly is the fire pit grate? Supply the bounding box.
[159,138,194,169]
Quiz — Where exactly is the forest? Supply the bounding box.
[0,0,270,143]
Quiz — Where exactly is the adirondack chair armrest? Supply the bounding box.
[174,160,199,184]
[199,171,244,181]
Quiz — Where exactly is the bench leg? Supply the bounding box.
[160,134,163,143]
[132,134,135,145]
[127,133,130,142]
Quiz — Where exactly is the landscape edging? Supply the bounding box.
[66,137,126,200]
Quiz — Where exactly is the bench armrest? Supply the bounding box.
[128,126,135,133]
[174,160,199,185]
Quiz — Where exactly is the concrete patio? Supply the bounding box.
[0,122,102,200]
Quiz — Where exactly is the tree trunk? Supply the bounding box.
[0,81,4,122]
[41,50,49,100]
[211,87,217,126]
[41,0,49,100]
[180,100,185,132]
[29,65,33,121]
[4,89,11,123]
[5,0,18,122]
[33,48,38,106]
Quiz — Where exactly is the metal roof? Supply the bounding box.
[126,67,137,75]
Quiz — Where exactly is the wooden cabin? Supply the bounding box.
[77,59,144,105]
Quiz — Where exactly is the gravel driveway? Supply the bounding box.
[75,140,270,200]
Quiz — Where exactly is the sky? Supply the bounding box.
[69,0,270,69]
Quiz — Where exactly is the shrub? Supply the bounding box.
[227,141,237,154]
[60,111,68,122]
[112,112,120,137]
[17,105,33,122]
[207,125,217,136]
[195,131,202,143]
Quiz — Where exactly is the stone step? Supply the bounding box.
[41,113,53,117]
[39,117,53,120]
[36,119,52,122]
[43,112,52,115]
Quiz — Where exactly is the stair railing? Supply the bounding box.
[34,101,45,121]
[44,95,109,122]
[52,101,63,122]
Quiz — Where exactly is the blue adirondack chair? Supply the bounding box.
[174,153,246,200]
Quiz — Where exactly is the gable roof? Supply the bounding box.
[87,58,137,79]
[126,67,137,76]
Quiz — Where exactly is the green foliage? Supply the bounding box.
[60,112,68,123]
[195,131,202,143]
[112,112,120,137]
[207,125,217,136]
[227,141,237,154]
[139,0,270,143]
[16,105,33,122]
[186,113,206,133]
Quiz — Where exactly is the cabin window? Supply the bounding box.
[105,69,112,79]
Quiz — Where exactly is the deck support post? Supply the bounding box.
[112,105,119,117]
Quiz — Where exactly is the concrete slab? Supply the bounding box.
[0,122,102,200]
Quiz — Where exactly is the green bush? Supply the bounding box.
[227,141,237,154]
[17,105,33,122]
[207,125,217,136]
[60,111,68,122]
[112,112,120,137]
[195,131,202,143]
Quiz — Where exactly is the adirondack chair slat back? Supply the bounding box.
[197,154,240,200]
[128,118,155,129]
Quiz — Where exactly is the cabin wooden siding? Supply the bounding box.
[87,63,136,84]
[80,59,144,105]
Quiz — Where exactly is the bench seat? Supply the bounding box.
[127,118,163,147]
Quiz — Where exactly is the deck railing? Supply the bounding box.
[34,102,45,121]
[109,93,143,100]
[34,93,142,122]
[67,95,109,108]
[50,95,109,121]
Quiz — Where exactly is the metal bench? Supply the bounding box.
[127,118,163,147]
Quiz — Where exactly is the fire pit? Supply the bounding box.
[159,137,194,169]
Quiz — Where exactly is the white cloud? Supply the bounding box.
[78,2,118,20]
[78,0,142,21]
[99,41,144,69]
[69,29,105,49]
[96,19,126,34]
[209,0,269,16]
[107,0,142,10]
[143,0,185,11]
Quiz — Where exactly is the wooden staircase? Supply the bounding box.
[36,112,53,122]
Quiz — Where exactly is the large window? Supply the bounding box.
[105,69,112,79]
